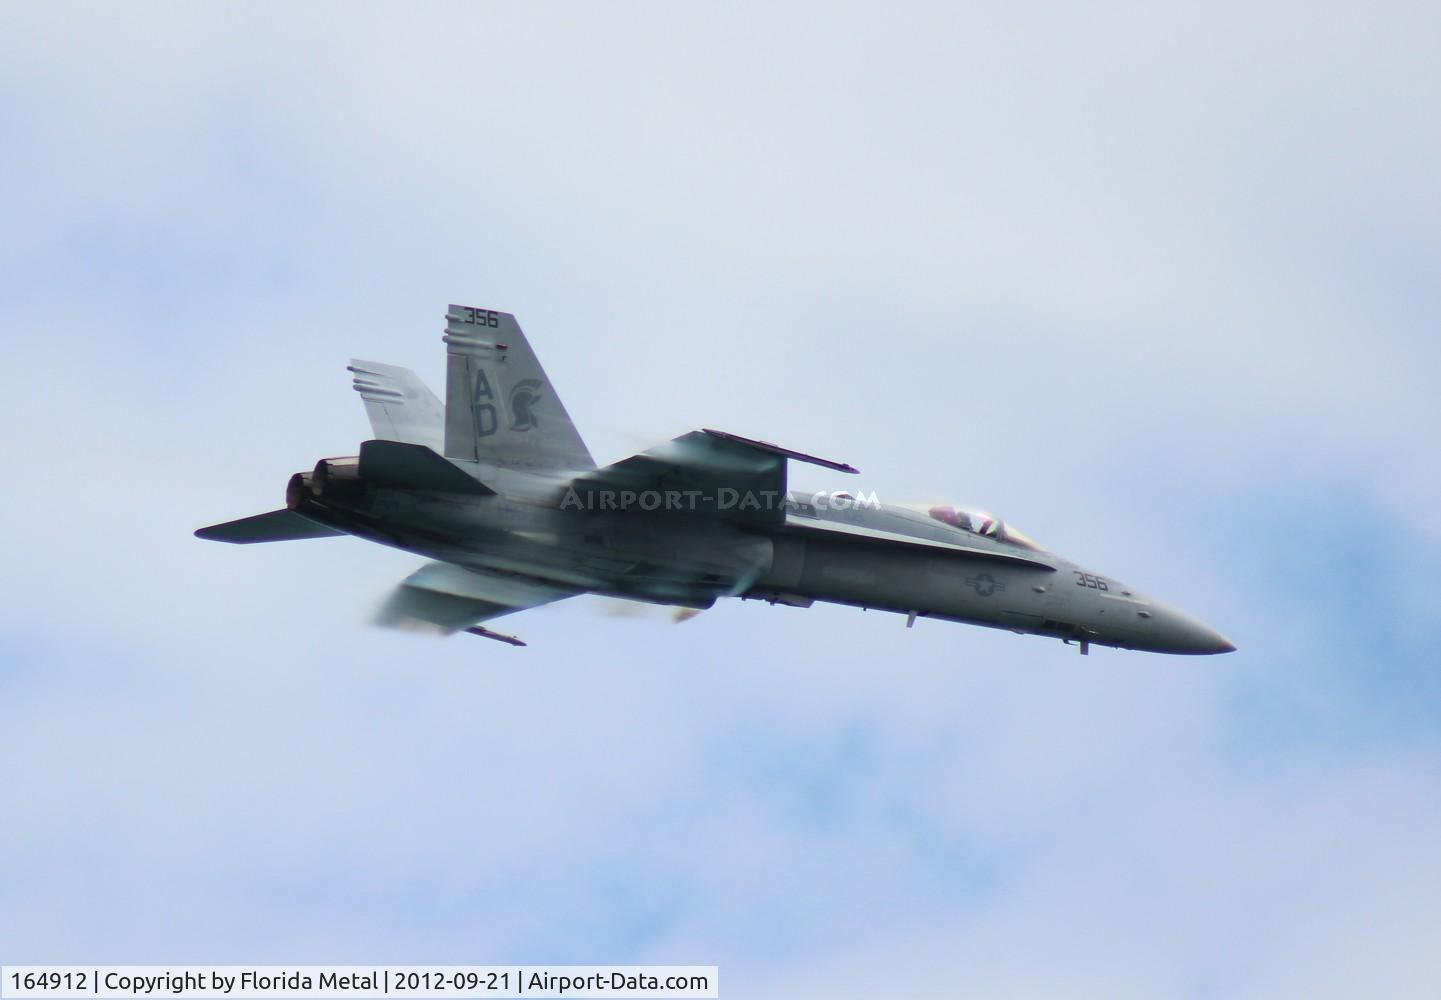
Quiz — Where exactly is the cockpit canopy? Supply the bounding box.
[927,505,1046,552]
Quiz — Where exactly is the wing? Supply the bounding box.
[568,429,856,526]
[349,360,446,452]
[375,561,583,644]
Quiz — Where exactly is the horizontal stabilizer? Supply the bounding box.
[358,439,495,495]
[195,509,344,544]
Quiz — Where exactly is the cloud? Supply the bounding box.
[1,2,1438,995]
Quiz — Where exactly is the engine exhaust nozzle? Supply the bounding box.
[285,472,312,510]
[310,456,363,501]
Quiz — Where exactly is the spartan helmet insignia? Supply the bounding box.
[508,378,544,431]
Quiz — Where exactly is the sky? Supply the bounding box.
[1,3,1439,996]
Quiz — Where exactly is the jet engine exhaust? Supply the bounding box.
[285,472,311,511]
[309,456,363,501]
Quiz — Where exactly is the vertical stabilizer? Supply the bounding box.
[348,360,445,452]
[443,305,595,472]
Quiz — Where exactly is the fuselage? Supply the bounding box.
[751,496,1233,655]
[289,463,1234,656]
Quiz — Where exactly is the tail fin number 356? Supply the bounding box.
[463,307,500,328]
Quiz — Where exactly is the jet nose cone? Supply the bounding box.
[1148,603,1236,655]
[1210,634,1238,655]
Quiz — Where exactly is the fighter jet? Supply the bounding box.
[196,305,1234,655]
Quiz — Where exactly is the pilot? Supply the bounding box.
[928,505,974,532]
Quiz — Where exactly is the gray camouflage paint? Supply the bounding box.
[198,306,1233,656]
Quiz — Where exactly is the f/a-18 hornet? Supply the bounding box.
[197,305,1234,655]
